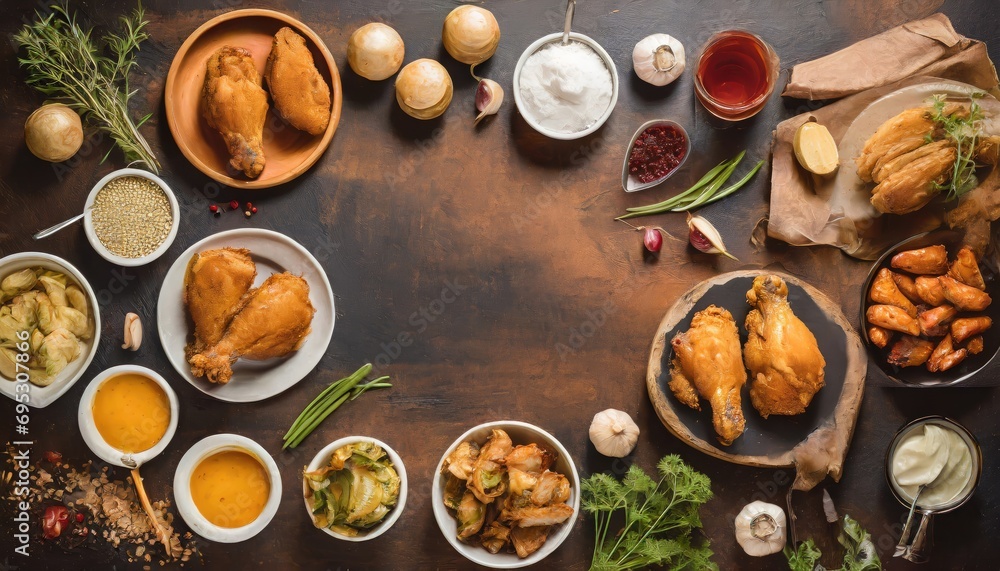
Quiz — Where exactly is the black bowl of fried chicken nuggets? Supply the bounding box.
[863,230,999,386]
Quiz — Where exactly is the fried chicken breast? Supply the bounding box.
[265,27,332,135]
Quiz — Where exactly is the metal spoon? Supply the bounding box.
[893,484,926,557]
[33,209,89,240]
[562,0,576,45]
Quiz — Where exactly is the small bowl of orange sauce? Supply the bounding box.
[173,434,282,543]
[77,365,179,468]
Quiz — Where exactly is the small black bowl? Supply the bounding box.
[861,229,1000,387]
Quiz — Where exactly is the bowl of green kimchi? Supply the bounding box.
[302,437,407,541]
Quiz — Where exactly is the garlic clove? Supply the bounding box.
[589,409,640,457]
[474,77,504,125]
[122,312,142,351]
[687,214,738,260]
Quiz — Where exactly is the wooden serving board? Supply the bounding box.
[646,270,867,489]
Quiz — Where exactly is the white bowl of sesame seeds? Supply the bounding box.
[83,168,179,266]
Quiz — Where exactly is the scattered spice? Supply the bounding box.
[90,176,172,258]
[251,207,258,214]
[2,447,197,565]
[209,204,218,213]
[244,210,252,218]
[229,200,239,210]
[43,451,63,464]
[246,202,253,210]
[628,124,688,184]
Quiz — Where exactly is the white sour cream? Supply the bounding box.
[891,423,973,508]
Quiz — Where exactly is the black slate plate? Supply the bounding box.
[646,270,867,468]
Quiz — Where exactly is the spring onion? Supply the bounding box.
[283,364,392,449]
[616,151,763,219]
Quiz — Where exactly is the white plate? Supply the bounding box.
[829,80,1000,225]
[156,229,334,402]
[0,252,101,408]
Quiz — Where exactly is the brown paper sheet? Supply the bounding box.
[768,14,1000,259]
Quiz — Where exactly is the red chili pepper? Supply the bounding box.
[42,505,69,539]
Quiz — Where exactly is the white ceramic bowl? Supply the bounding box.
[432,420,580,569]
[77,365,179,468]
[302,436,408,542]
[173,434,282,543]
[0,252,101,408]
[513,32,619,140]
[83,168,180,266]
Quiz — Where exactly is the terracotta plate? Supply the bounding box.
[165,9,342,189]
[646,270,866,469]
[861,229,1000,387]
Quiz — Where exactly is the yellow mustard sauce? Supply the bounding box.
[92,373,170,453]
[190,450,270,528]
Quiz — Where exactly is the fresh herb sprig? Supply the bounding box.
[582,455,716,571]
[784,515,881,571]
[282,363,392,449]
[929,93,984,201]
[617,151,764,219]
[14,2,160,172]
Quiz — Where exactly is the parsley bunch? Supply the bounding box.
[581,455,716,571]
[929,94,984,201]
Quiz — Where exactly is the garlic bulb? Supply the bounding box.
[589,409,639,457]
[735,501,786,556]
[395,59,453,120]
[687,214,738,260]
[24,103,84,162]
[347,23,405,81]
[121,312,142,351]
[632,34,685,87]
[442,5,500,65]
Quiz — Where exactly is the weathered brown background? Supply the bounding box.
[1,0,998,569]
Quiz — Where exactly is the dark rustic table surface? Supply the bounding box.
[2,0,999,570]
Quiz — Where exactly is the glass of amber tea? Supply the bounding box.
[694,30,780,121]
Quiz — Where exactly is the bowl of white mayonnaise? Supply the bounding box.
[513,32,619,140]
[885,416,982,562]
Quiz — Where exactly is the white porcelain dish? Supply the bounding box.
[77,365,179,468]
[173,434,282,543]
[156,228,335,402]
[513,32,619,140]
[431,420,580,569]
[83,168,180,266]
[302,436,408,542]
[0,252,101,408]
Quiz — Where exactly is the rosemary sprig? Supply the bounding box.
[929,93,983,201]
[14,2,160,173]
